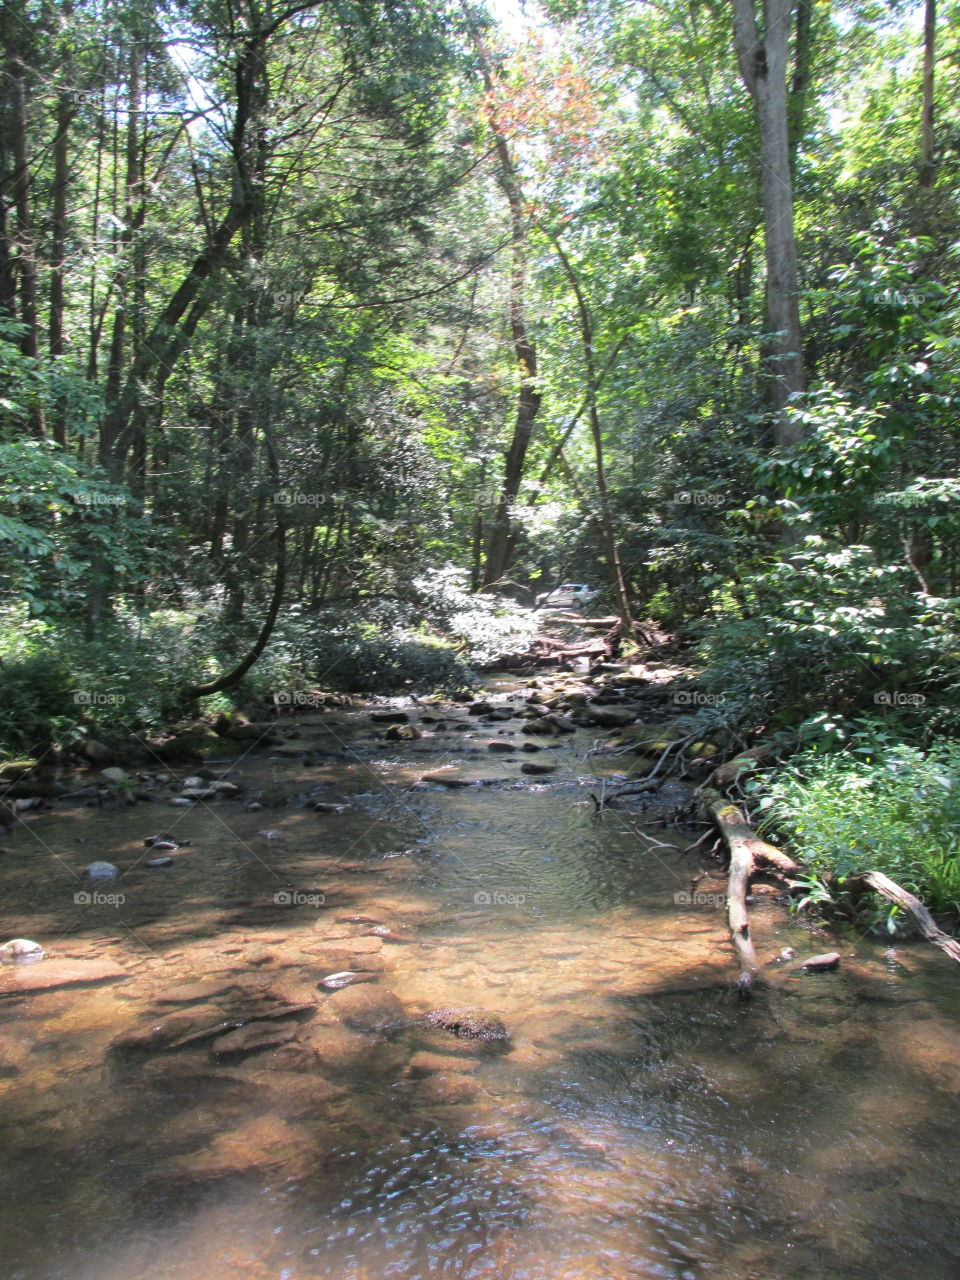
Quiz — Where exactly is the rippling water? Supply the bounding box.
[1,689,959,1279]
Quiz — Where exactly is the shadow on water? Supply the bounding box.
[1,694,959,1279]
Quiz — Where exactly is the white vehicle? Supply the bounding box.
[538,582,600,610]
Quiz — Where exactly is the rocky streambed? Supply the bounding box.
[1,665,960,1280]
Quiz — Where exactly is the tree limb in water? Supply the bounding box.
[698,788,798,997]
[860,870,960,967]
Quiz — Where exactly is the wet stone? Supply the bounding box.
[211,1020,299,1057]
[154,979,242,1005]
[325,984,406,1034]
[424,1007,509,1043]
[1,957,129,994]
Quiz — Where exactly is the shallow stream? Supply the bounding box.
[1,681,959,1279]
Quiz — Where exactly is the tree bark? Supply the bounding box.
[6,53,45,436]
[552,239,635,637]
[731,0,805,443]
[919,0,936,188]
[466,24,543,589]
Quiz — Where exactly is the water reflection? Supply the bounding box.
[0,698,959,1279]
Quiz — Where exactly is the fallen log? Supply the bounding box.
[706,745,777,790]
[859,871,960,967]
[698,789,798,876]
[698,789,799,998]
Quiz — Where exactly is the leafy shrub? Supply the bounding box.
[755,728,960,917]
[694,537,960,740]
[311,620,469,693]
[409,566,538,665]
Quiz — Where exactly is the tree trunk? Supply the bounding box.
[553,239,635,638]
[731,0,805,443]
[466,24,543,589]
[7,56,45,436]
[919,0,936,188]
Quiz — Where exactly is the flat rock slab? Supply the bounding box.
[154,979,244,1005]
[166,1115,308,1182]
[408,1051,473,1077]
[0,957,129,994]
[212,1020,300,1057]
[314,933,383,954]
[112,1004,227,1052]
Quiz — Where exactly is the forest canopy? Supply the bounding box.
[0,0,957,766]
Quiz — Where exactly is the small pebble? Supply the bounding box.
[85,861,118,880]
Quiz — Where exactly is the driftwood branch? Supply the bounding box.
[860,871,960,967]
[706,744,777,789]
[700,789,960,979]
[698,788,799,997]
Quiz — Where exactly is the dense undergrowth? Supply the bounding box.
[752,726,960,927]
[0,573,536,758]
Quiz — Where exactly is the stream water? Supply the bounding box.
[1,680,959,1280]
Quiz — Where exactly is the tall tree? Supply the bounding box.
[731,0,806,443]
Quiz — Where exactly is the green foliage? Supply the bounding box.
[756,729,960,917]
[311,621,468,694]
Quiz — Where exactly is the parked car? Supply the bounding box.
[537,582,600,610]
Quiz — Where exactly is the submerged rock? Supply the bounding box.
[3,957,128,992]
[803,951,841,972]
[421,772,473,788]
[211,1020,299,1057]
[424,1006,509,1043]
[326,984,406,1034]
